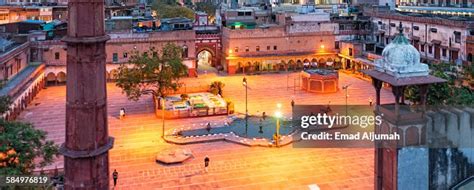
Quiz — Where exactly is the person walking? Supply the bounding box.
[204,156,210,173]
[112,169,118,187]
[119,108,126,120]
[369,97,373,106]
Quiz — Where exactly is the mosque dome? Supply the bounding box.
[381,32,421,67]
[374,22,429,78]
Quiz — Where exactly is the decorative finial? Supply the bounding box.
[398,21,403,34]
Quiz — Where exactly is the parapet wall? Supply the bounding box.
[397,107,474,190]
[108,30,196,43]
[222,27,286,39]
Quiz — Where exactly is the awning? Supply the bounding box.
[449,47,460,51]
[355,57,376,66]
[431,39,442,44]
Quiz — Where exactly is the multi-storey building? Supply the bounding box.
[0,36,46,120]
[220,7,372,74]
[366,8,474,65]
[0,6,53,24]
[395,0,474,15]
[33,30,198,85]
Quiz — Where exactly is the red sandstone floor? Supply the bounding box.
[18,72,394,189]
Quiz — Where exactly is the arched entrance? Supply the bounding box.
[196,49,217,74]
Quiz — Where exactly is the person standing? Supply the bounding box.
[204,156,210,173]
[112,169,118,187]
[369,97,373,106]
[119,108,126,120]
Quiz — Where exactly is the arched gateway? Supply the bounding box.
[195,33,221,73]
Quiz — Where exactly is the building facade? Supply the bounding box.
[366,9,474,65]
[33,30,197,84]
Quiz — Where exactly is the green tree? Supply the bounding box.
[404,63,474,106]
[209,81,225,96]
[152,0,195,19]
[195,2,217,18]
[115,43,188,111]
[0,96,58,175]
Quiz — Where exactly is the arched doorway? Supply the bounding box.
[46,72,57,86]
[57,72,66,84]
[196,49,216,74]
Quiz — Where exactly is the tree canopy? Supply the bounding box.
[195,1,217,18]
[404,63,474,106]
[152,0,195,19]
[0,93,58,175]
[115,43,188,107]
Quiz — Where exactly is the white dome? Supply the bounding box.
[381,38,421,67]
[374,25,429,78]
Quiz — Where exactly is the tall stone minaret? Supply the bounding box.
[60,0,114,188]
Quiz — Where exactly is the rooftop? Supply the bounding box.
[361,70,446,86]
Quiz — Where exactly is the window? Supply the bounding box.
[238,12,244,16]
[0,14,7,21]
[16,59,21,72]
[413,26,419,31]
[390,23,396,27]
[378,21,382,25]
[349,48,353,56]
[234,47,239,53]
[273,46,277,50]
[123,52,128,58]
[112,53,118,63]
[420,45,424,52]
[256,46,260,52]
[55,52,60,60]
[365,44,375,51]
[245,46,249,52]
[454,31,461,43]
[267,46,270,50]
[376,36,380,43]
[335,41,340,49]
[339,24,345,30]
[385,38,389,45]
[430,28,437,33]
[245,12,251,16]
[428,45,432,54]
[442,48,446,57]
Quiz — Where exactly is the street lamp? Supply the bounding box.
[274,104,282,147]
[342,84,351,116]
[161,96,165,140]
[243,77,248,132]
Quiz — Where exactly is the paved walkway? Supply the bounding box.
[18,72,394,189]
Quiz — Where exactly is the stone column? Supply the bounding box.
[59,0,114,189]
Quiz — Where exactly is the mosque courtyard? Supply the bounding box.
[18,72,395,189]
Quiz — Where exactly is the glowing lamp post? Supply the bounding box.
[342,84,351,116]
[161,97,165,140]
[274,103,282,147]
[243,77,248,132]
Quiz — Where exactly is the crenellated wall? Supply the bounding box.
[392,107,474,190]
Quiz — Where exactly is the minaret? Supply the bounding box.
[363,22,446,190]
[59,0,114,188]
